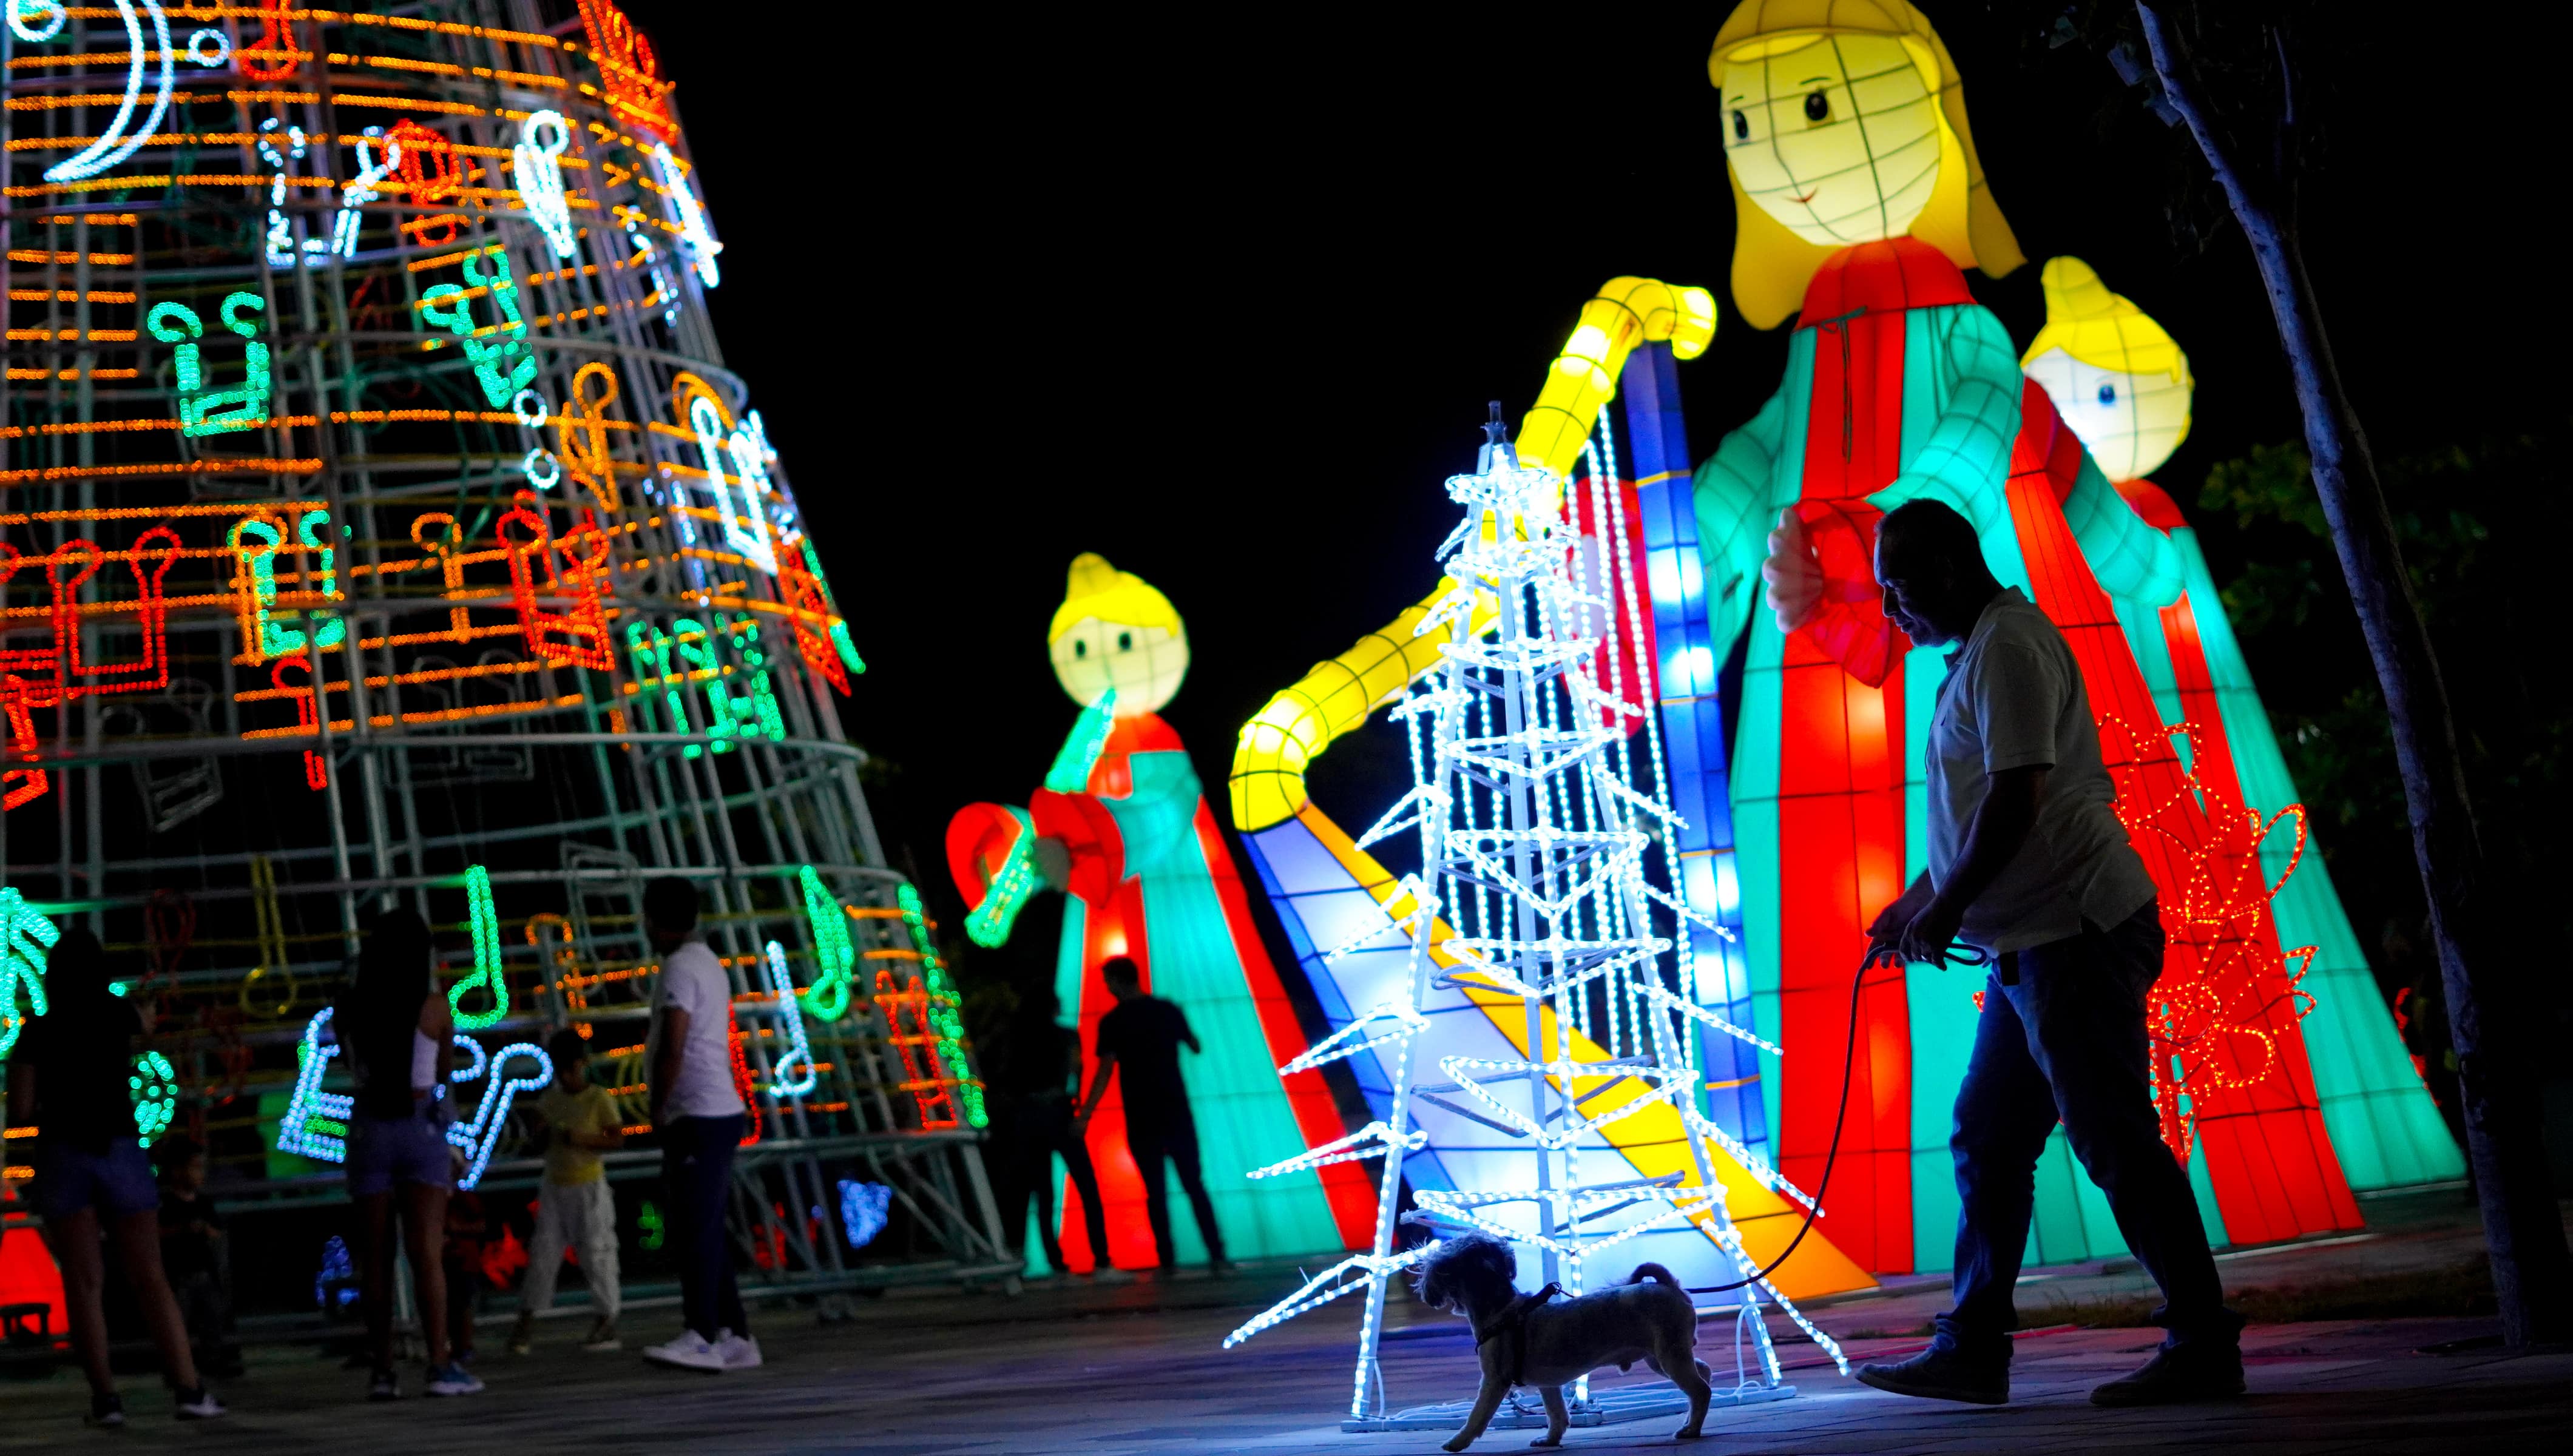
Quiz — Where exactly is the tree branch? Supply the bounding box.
[2139,0,2567,1346]
[2136,2,2267,222]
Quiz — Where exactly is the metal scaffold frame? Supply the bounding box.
[2,0,1012,1310]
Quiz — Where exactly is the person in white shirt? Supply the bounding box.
[637,877,759,1373]
[1856,499,2241,1410]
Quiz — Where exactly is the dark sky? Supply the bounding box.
[626,2,2560,935]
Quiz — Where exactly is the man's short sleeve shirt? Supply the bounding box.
[651,940,745,1119]
[1926,589,2156,954]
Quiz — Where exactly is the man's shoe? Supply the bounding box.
[85,1392,126,1427]
[580,1318,621,1352]
[173,1384,228,1420]
[2089,1344,2245,1406]
[1091,1265,1136,1285]
[507,1313,536,1357]
[424,1362,484,1397]
[712,1330,763,1370]
[366,1368,401,1402]
[1855,1345,2009,1406]
[641,1331,725,1372]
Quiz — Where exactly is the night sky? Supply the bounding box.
[627,3,2565,972]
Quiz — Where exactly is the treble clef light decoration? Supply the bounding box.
[649,141,722,288]
[679,381,777,574]
[38,1,175,184]
[623,214,680,325]
[515,110,580,259]
[558,362,624,512]
[762,941,816,1099]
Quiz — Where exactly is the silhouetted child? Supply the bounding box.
[155,1137,240,1378]
[509,1029,624,1354]
[1072,957,1231,1275]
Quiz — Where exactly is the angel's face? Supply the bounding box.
[1049,618,1188,715]
[1720,33,1940,247]
[2024,348,2192,482]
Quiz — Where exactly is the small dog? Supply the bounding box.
[1412,1235,1712,1451]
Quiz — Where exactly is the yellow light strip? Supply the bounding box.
[5,326,138,340]
[7,175,343,197]
[0,459,320,484]
[234,692,587,734]
[320,53,566,92]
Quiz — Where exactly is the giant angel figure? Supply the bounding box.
[2016,258,2463,1208]
[947,556,1372,1272]
[1691,0,2365,1271]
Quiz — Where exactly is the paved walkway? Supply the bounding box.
[1,1191,2562,1454]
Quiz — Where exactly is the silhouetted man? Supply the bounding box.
[1858,499,2242,1408]
[1073,958,1232,1275]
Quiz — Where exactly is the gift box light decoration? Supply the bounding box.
[1225,412,1832,1429]
[3,0,1009,1296]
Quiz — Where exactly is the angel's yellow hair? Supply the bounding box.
[2021,256,2190,384]
[1047,553,1182,644]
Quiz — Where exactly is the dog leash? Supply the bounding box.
[1685,939,1990,1295]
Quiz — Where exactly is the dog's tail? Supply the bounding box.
[1628,1262,1679,1288]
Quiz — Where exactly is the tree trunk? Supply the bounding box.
[2137,1,2569,1346]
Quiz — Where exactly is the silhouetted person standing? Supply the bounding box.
[640,876,759,1373]
[1073,958,1231,1275]
[996,986,1121,1279]
[5,929,225,1426]
[340,909,479,1400]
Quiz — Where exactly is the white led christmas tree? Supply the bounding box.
[1226,411,1839,1431]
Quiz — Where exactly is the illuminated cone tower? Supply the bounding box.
[0,0,1009,1319]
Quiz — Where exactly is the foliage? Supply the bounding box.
[2197,431,2566,1005]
